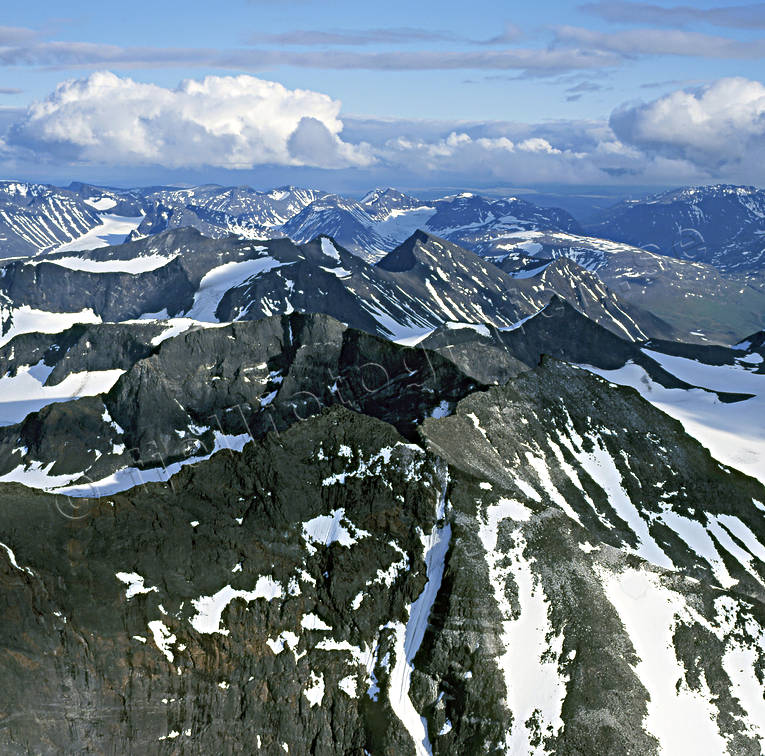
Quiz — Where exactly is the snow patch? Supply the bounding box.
[444,321,491,338]
[148,620,176,663]
[0,365,125,426]
[53,213,143,252]
[601,567,728,755]
[583,357,765,480]
[0,306,102,347]
[320,237,341,261]
[388,479,451,756]
[37,253,176,274]
[301,508,370,550]
[115,571,158,599]
[0,541,34,575]
[186,257,290,321]
[477,499,568,753]
[430,400,451,419]
[84,197,117,211]
[301,613,332,631]
[338,675,358,698]
[303,671,325,707]
[190,577,284,635]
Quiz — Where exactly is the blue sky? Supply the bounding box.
[1,1,765,190]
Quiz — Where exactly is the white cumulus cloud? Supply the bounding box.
[610,77,765,172]
[6,71,373,170]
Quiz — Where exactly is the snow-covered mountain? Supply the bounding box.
[280,193,400,260]
[423,192,581,251]
[0,181,147,262]
[5,180,765,277]
[486,229,765,345]
[589,184,765,272]
[0,182,103,259]
[59,182,583,264]
[148,184,324,225]
[129,184,326,241]
[498,255,674,341]
[0,181,325,260]
[281,190,583,262]
[360,186,432,219]
[0,228,669,348]
[1,305,764,753]
[2,178,765,753]
[2,177,763,345]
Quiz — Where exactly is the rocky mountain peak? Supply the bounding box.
[375,230,433,272]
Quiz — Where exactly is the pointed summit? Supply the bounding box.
[375,229,435,272]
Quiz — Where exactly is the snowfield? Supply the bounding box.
[0,363,125,426]
[601,567,730,756]
[184,255,287,321]
[0,306,102,347]
[38,253,177,274]
[583,353,765,480]
[52,213,144,253]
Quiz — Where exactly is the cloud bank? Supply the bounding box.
[3,72,765,186]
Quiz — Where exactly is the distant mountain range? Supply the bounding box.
[488,230,765,345]
[0,180,762,268]
[0,182,102,260]
[132,185,583,263]
[0,227,669,351]
[587,184,765,272]
[0,178,762,344]
[2,179,764,275]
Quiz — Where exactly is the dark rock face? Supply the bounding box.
[646,331,765,372]
[0,230,424,337]
[0,313,480,486]
[420,297,697,389]
[0,322,163,382]
[0,256,196,324]
[738,330,765,352]
[424,359,765,596]
[0,304,752,493]
[206,234,454,336]
[1,355,764,754]
[418,361,765,754]
[0,409,449,754]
